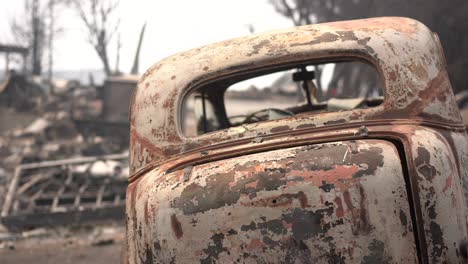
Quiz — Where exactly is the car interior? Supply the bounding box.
[181,60,384,137]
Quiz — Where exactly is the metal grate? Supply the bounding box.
[1,154,128,230]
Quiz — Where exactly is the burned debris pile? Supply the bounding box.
[0,74,136,235]
[1,153,127,231]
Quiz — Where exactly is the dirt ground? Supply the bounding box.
[0,224,125,263]
[0,241,122,264]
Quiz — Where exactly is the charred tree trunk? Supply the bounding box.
[47,0,55,82]
[31,0,43,75]
[97,46,111,76]
[96,30,111,76]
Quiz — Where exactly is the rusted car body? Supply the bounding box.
[125,17,468,263]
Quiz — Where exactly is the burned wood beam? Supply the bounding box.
[1,167,22,217]
[0,44,28,55]
[18,153,127,170]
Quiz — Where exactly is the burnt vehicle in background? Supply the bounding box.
[124,17,468,263]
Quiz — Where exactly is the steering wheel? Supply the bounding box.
[243,108,294,123]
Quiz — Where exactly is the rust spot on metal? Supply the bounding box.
[324,119,347,126]
[442,173,453,193]
[343,187,371,235]
[144,201,150,226]
[361,239,392,263]
[358,185,370,232]
[172,174,242,214]
[399,209,408,235]
[296,123,316,129]
[430,221,448,261]
[270,125,290,133]
[290,32,340,47]
[248,39,271,56]
[246,238,263,251]
[201,233,227,263]
[334,196,344,218]
[349,146,384,177]
[241,191,309,208]
[171,214,183,239]
[327,17,418,37]
[415,147,437,181]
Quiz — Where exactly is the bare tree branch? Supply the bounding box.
[72,0,120,76]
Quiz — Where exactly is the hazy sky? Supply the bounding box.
[0,0,293,74]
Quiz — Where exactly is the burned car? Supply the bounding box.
[124,17,468,263]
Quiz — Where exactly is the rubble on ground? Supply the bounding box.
[0,74,133,232]
[0,71,46,112]
[0,224,125,252]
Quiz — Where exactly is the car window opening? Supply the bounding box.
[182,60,384,137]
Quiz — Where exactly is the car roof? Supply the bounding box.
[129,17,462,176]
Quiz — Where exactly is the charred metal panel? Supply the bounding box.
[126,140,417,263]
[102,75,139,124]
[452,131,468,208]
[408,128,467,263]
[129,17,462,175]
[448,130,468,206]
